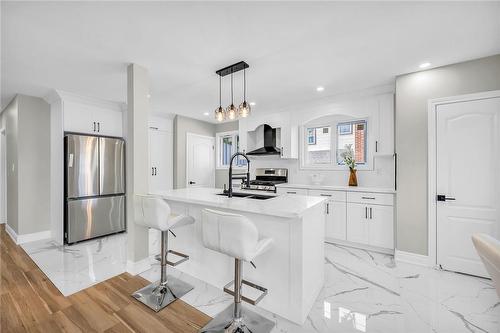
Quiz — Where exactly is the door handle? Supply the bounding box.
[189,181,196,185]
[152,167,154,176]
[97,122,100,132]
[375,140,378,153]
[437,195,456,202]
[365,207,368,219]
[326,203,329,214]
[93,122,96,132]
[369,207,372,219]
[154,167,157,176]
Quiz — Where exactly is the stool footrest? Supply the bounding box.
[154,250,190,266]
[223,279,268,305]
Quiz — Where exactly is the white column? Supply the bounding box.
[125,64,150,274]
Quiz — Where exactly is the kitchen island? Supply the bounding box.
[155,187,326,324]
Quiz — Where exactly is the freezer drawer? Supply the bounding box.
[99,137,125,195]
[65,135,99,198]
[67,196,125,244]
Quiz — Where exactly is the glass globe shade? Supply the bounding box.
[215,106,225,122]
[226,104,237,120]
[239,101,251,117]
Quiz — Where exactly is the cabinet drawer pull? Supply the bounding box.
[365,207,368,219]
[369,207,372,219]
[326,203,329,214]
[362,196,376,200]
[287,191,297,194]
[97,122,100,132]
[93,122,96,132]
[320,194,332,197]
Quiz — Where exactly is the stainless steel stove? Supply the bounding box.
[247,168,288,192]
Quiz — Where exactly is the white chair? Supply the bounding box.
[472,234,500,298]
[132,194,195,311]
[199,208,275,333]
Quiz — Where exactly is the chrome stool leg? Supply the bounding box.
[199,259,275,333]
[132,230,194,312]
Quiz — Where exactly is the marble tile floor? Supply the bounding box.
[21,232,499,333]
[20,232,127,296]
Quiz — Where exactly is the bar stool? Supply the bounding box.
[199,208,275,333]
[132,194,195,312]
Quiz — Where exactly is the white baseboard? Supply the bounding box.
[395,249,433,267]
[5,224,51,245]
[5,224,17,243]
[126,257,152,276]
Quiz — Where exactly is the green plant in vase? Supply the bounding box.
[340,144,357,186]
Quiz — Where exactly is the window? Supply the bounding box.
[216,131,247,169]
[304,126,331,165]
[301,118,369,170]
[336,120,366,165]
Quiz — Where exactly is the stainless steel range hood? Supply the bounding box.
[246,124,281,155]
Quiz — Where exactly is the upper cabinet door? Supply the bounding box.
[94,107,123,137]
[374,94,394,156]
[63,101,95,134]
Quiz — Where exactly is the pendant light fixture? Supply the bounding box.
[214,75,224,122]
[238,68,251,117]
[226,72,237,120]
[215,61,250,122]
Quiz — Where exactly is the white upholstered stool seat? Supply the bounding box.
[132,195,195,312]
[199,208,275,333]
[472,234,500,298]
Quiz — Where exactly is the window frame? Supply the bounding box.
[300,117,373,171]
[215,130,246,170]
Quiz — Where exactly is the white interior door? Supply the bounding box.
[436,96,500,277]
[149,129,173,193]
[186,133,215,188]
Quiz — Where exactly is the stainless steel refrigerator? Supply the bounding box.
[64,134,126,244]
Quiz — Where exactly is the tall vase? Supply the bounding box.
[348,168,358,187]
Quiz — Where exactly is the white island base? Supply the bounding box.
[156,188,326,325]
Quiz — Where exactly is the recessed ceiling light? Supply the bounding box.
[419,62,431,69]
[249,102,256,106]
[146,93,151,98]
[203,112,209,116]
[316,86,324,92]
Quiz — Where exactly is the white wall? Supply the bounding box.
[395,54,500,255]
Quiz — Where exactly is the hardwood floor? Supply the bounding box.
[0,225,212,332]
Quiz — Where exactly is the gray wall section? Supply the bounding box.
[395,54,500,255]
[214,121,239,189]
[17,95,51,234]
[2,95,51,235]
[173,115,215,189]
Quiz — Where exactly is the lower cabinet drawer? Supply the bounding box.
[276,187,308,195]
[347,191,394,206]
[308,189,346,202]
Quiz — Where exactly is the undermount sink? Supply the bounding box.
[217,192,274,200]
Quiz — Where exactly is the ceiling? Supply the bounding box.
[2,1,500,122]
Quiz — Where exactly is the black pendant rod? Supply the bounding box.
[231,72,234,105]
[243,68,246,101]
[219,75,222,107]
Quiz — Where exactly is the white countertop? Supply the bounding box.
[276,183,396,194]
[154,187,326,218]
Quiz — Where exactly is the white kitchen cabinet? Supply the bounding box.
[276,187,308,195]
[278,125,299,159]
[374,93,394,156]
[63,99,123,137]
[347,202,394,249]
[149,128,173,193]
[325,201,347,240]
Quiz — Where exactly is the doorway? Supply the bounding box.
[186,133,215,188]
[429,91,500,277]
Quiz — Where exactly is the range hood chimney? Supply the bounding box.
[246,124,281,155]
